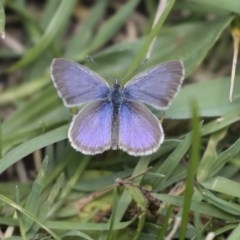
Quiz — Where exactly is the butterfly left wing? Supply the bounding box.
[118,101,163,156]
[51,58,110,107]
[69,101,112,155]
[123,60,184,109]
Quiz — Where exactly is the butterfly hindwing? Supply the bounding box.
[123,60,184,109]
[118,101,164,156]
[69,101,113,155]
[51,58,110,107]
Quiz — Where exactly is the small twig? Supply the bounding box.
[205,232,216,240]
[165,216,181,240]
[74,167,153,211]
[229,28,240,102]
[3,211,17,238]
[145,0,168,61]
[1,32,25,53]
[16,161,28,183]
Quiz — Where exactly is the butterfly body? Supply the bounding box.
[51,58,184,156]
[107,83,123,149]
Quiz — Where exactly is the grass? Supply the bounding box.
[1,0,240,239]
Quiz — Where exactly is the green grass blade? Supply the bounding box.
[41,0,60,28]
[106,186,118,240]
[65,0,107,58]
[153,133,192,191]
[114,156,151,223]
[46,219,135,231]
[0,125,68,174]
[0,77,49,105]
[21,157,48,232]
[62,230,94,240]
[210,138,240,178]
[74,0,140,60]
[200,111,240,136]
[156,194,237,221]
[123,0,175,81]
[6,1,44,42]
[8,0,77,71]
[0,194,61,240]
[157,205,173,239]
[50,156,90,215]
[197,129,226,182]
[202,189,240,216]
[180,101,200,240]
[0,116,2,159]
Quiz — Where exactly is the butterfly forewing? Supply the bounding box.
[123,60,184,109]
[118,101,164,156]
[51,58,110,107]
[69,101,112,155]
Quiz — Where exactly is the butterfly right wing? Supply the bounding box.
[51,58,110,107]
[69,101,113,155]
[123,61,184,110]
[118,101,163,156]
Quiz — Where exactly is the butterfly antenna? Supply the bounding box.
[87,55,115,84]
[87,55,99,67]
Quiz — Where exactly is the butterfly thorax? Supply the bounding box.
[109,83,124,108]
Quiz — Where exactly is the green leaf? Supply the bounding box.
[190,0,240,14]
[202,177,240,198]
[166,76,240,119]
[227,224,240,240]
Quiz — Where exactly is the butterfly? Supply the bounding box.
[50,58,184,156]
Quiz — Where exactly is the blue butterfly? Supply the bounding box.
[50,58,184,156]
